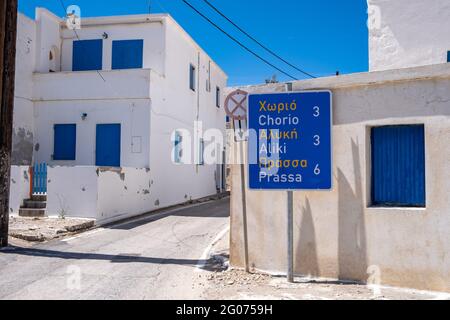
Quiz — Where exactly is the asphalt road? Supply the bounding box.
[0,198,230,300]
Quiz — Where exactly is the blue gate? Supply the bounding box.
[32,163,47,194]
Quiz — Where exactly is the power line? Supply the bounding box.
[57,0,106,82]
[202,0,316,79]
[181,0,298,81]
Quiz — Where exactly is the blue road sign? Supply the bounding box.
[248,91,332,190]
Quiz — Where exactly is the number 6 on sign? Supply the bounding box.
[314,164,321,175]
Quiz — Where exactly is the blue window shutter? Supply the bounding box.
[54,124,76,160]
[447,51,450,62]
[112,40,144,70]
[96,124,121,167]
[72,39,103,71]
[371,125,426,207]
[174,131,181,163]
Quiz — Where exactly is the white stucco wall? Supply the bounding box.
[9,166,31,214]
[33,98,151,168]
[12,14,36,165]
[228,64,450,292]
[368,0,450,71]
[46,166,98,219]
[60,17,165,74]
[146,18,228,207]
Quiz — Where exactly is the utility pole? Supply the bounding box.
[0,0,18,247]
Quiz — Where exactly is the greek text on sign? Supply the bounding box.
[248,91,332,190]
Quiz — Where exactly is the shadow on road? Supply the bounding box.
[0,246,225,272]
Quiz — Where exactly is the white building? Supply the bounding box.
[10,8,228,224]
[368,0,450,71]
[227,0,450,292]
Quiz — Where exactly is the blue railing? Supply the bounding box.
[32,163,47,194]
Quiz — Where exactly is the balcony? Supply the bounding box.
[32,68,152,101]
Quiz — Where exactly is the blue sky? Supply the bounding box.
[19,0,369,86]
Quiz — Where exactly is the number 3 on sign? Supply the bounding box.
[313,106,320,117]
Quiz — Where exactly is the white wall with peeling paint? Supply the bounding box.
[368,0,450,71]
[9,166,31,214]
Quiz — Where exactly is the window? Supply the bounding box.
[53,124,76,160]
[371,125,426,207]
[216,86,221,108]
[174,131,182,164]
[447,51,450,62]
[72,39,103,71]
[112,40,144,70]
[189,64,196,91]
[198,138,204,165]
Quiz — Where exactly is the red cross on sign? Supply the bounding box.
[225,89,248,121]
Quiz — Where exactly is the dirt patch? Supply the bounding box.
[9,216,95,242]
[201,230,450,300]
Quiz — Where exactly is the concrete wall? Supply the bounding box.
[368,0,450,71]
[60,17,165,74]
[229,64,450,292]
[45,166,178,225]
[9,166,31,214]
[146,18,228,206]
[12,14,36,165]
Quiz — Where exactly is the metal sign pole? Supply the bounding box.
[225,90,250,273]
[287,190,294,282]
[286,82,294,283]
[239,140,250,273]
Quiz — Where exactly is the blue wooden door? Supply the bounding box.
[32,163,47,194]
[96,124,121,167]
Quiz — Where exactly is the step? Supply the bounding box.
[31,194,47,202]
[19,208,46,218]
[23,199,47,209]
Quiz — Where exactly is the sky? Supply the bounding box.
[19,0,369,86]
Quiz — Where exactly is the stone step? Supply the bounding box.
[31,194,47,202]
[23,199,47,209]
[19,208,46,218]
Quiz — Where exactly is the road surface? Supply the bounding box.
[0,198,230,300]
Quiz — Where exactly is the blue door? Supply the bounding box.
[96,124,121,167]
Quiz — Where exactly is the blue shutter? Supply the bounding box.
[54,124,76,160]
[72,39,103,71]
[112,40,144,70]
[174,131,181,163]
[371,125,425,207]
[447,51,450,62]
[96,124,121,167]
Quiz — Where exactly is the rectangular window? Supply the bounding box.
[447,51,450,62]
[371,125,426,207]
[174,131,182,164]
[112,39,144,70]
[189,64,196,91]
[72,39,103,71]
[216,86,221,108]
[53,124,76,160]
[198,138,204,165]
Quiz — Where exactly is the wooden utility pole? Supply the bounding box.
[0,0,18,247]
